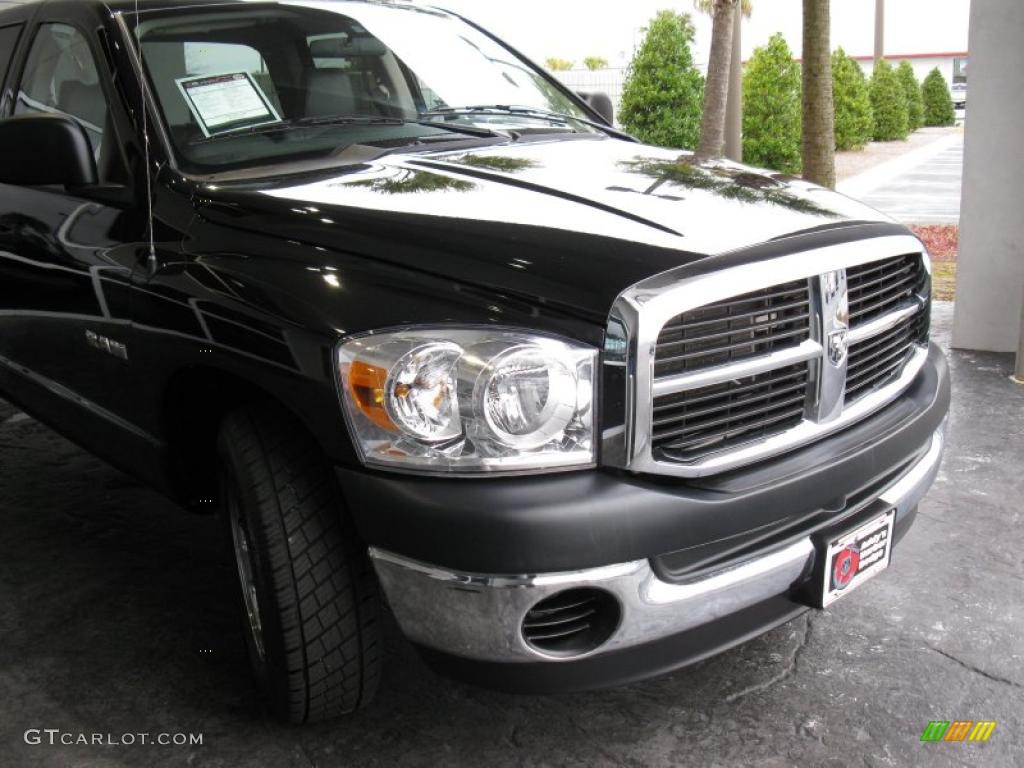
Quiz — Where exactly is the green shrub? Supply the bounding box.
[922,67,956,126]
[832,48,874,151]
[896,60,925,130]
[869,59,909,141]
[544,57,574,72]
[583,56,609,71]
[742,33,801,173]
[619,11,704,149]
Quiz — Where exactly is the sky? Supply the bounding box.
[428,0,971,68]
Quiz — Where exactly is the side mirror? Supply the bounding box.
[0,114,98,188]
[577,91,614,126]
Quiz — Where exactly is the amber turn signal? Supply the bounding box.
[347,360,396,431]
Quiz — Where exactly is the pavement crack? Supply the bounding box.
[564,712,623,765]
[502,724,521,749]
[725,613,812,703]
[925,643,1024,689]
[298,744,318,768]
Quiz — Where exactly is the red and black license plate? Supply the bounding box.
[819,509,896,607]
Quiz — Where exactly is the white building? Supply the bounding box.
[851,52,967,87]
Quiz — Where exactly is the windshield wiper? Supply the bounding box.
[194,114,501,143]
[420,105,614,135]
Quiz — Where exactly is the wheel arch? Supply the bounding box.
[159,364,331,510]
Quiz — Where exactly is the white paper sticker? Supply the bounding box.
[176,72,282,137]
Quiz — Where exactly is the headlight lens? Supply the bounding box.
[386,343,462,441]
[337,329,596,474]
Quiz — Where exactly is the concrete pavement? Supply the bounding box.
[1,303,1022,768]
[839,133,964,224]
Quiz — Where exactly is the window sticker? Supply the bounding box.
[175,72,281,137]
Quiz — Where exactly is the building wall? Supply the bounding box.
[953,0,1024,352]
[853,55,964,88]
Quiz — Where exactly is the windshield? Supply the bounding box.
[131,1,595,174]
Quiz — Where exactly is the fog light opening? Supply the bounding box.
[521,588,621,658]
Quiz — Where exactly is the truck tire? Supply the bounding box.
[217,405,381,723]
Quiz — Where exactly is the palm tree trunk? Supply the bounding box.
[874,0,885,64]
[724,6,743,161]
[697,0,738,160]
[801,0,835,188]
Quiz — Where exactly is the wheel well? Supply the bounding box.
[161,366,303,511]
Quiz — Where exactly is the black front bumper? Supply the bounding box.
[336,345,948,693]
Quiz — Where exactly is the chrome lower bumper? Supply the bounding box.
[370,427,944,664]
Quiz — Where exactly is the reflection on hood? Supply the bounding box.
[349,168,475,195]
[618,157,841,218]
[444,154,540,174]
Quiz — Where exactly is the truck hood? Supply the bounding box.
[193,136,894,320]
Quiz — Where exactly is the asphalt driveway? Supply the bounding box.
[1,303,1022,768]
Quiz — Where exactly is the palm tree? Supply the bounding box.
[694,0,752,160]
[802,0,835,188]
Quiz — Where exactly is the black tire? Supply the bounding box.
[217,404,381,723]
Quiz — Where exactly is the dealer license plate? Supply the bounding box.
[820,509,896,607]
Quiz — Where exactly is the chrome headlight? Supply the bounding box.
[336,329,596,474]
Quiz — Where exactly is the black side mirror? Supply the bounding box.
[577,91,614,126]
[0,114,98,188]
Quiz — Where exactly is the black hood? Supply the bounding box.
[192,136,894,320]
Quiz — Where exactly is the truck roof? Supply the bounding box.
[0,0,409,16]
[102,0,407,13]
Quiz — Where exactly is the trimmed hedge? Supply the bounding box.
[896,60,925,130]
[922,67,956,126]
[870,59,909,141]
[832,48,874,151]
[742,33,802,173]
[620,11,704,149]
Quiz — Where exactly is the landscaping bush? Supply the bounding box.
[922,67,956,126]
[869,59,909,141]
[544,57,574,72]
[896,60,925,130]
[742,33,801,173]
[832,47,874,151]
[619,11,704,149]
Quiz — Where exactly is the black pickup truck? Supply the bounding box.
[0,0,948,723]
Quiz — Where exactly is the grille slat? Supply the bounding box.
[653,368,807,413]
[654,280,811,378]
[652,363,810,460]
[657,312,811,352]
[847,253,927,325]
[849,275,918,311]
[658,405,807,457]
[655,326,811,367]
[660,297,810,335]
[653,380,807,426]
[847,263,914,295]
[845,254,929,404]
[847,330,918,382]
[655,392,808,442]
[653,377,808,432]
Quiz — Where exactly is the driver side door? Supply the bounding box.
[0,18,146,464]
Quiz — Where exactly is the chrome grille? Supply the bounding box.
[607,234,932,478]
[847,253,927,324]
[846,314,927,403]
[653,364,810,461]
[654,281,811,378]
